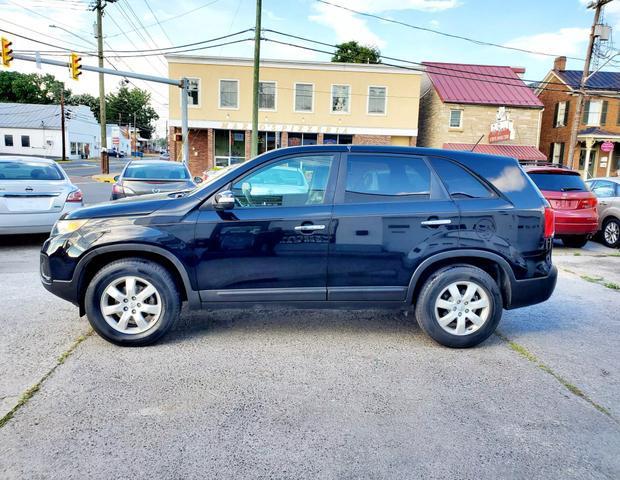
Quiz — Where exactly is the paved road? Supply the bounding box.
[0,237,618,479]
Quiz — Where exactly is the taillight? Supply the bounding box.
[578,197,597,209]
[112,184,124,196]
[544,207,555,238]
[66,189,83,203]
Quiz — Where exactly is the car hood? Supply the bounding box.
[64,191,181,219]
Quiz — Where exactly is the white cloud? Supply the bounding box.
[429,19,440,28]
[309,0,461,49]
[503,27,590,61]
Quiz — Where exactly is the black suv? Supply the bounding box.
[41,146,557,348]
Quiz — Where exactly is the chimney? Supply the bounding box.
[554,56,566,72]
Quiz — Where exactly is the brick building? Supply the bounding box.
[417,62,546,161]
[166,56,422,176]
[537,56,620,178]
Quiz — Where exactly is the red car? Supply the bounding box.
[523,164,598,248]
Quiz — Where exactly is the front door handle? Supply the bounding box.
[421,219,452,226]
[294,224,326,232]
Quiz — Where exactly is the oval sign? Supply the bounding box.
[601,141,614,152]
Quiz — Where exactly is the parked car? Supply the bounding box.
[0,156,83,235]
[108,149,125,158]
[159,152,170,160]
[522,163,598,248]
[41,146,557,348]
[586,177,620,248]
[111,159,201,200]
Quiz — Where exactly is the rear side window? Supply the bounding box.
[0,161,63,180]
[528,172,587,192]
[431,157,495,199]
[124,163,189,180]
[344,154,430,203]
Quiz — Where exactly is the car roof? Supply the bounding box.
[0,156,57,165]
[522,165,580,175]
[126,159,186,167]
[588,177,620,183]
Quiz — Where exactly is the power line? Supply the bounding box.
[315,0,585,61]
[142,0,174,46]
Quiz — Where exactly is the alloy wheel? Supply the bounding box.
[434,281,491,336]
[604,221,619,247]
[100,276,162,334]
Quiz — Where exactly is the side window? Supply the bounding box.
[591,180,616,198]
[344,154,431,203]
[231,155,335,208]
[431,157,496,199]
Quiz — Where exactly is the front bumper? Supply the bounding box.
[40,252,79,306]
[505,265,558,310]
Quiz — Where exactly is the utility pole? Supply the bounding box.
[60,88,66,161]
[567,0,612,171]
[133,111,137,157]
[250,0,262,158]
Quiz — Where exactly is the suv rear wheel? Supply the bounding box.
[84,258,181,346]
[415,265,502,348]
[601,218,620,248]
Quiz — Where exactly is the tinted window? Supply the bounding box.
[232,155,334,207]
[345,154,430,203]
[590,180,617,198]
[0,161,63,180]
[432,157,495,199]
[528,172,587,192]
[124,163,189,180]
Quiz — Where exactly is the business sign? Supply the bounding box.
[112,136,120,145]
[601,141,614,153]
[489,106,515,144]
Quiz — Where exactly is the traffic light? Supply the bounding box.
[70,53,82,81]
[1,37,13,68]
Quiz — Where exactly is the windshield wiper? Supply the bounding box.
[560,187,583,192]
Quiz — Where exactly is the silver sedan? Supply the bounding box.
[0,156,83,235]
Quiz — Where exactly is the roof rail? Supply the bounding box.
[518,160,571,169]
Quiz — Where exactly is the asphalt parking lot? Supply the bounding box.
[0,236,618,479]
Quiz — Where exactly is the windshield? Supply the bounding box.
[0,161,64,181]
[124,163,190,180]
[528,172,588,192]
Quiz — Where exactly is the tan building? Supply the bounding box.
[166,55,422,175]
[418,62,546,161]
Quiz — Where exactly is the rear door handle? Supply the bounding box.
[294,224,326,231]
[421,219,451,226]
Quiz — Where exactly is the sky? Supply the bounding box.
[2,0,620,137]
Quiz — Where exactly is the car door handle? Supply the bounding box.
[294,224,326,231]
[421,219,452,226]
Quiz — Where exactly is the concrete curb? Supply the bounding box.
[91,173,118,183]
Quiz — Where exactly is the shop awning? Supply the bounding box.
[442,143,547,161]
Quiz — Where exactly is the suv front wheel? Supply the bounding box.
[84,258,181,346]
[415,265,503,348]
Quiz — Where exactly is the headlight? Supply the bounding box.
[52,219,89,236]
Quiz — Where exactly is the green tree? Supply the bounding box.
[67,93,99,120]
[105,85,159,139]
[331,41,381,64]
[0,71,71,104]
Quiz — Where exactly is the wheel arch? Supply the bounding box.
[407,250,516,307]
[75,243,200,315]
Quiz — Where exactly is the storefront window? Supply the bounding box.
[288,132,317,146]
[323,134,353,145]
[258,131,278,154]
[215,129,246,167]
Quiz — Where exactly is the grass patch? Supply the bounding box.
[573,252,581,256]
[496,332,613,419]
[604,282,620,290]
[581,275,603,283]
[579,274,620,291]
[0,330,92,429]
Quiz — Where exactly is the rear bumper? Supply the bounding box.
[554,209,598,236]
[505,265,558,310]
[0,203,82,235]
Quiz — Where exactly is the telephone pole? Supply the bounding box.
[60,88,66,161]
[567,0,612,170]
[250,0,262,158]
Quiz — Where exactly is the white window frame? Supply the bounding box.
[258,80,277,112]
[556,101,566,127]
[219,79,240,110]
[367,85,387,115]
[586,99,603,126]
[448,109,463,129]
[293,82,314,113]
[186,77,200,108]
[330,84,351,114]
[551,142,563,164]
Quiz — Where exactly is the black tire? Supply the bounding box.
[414,265,503,348]
[84,258,181,346]
[601,218,620,249]
[561,235,589,248]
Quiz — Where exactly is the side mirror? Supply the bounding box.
[113,175,120,182]
[214,190,235,210]
[194,176,203,184]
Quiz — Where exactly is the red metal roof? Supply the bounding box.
[424,62,543,108]
[443,143,547,161]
